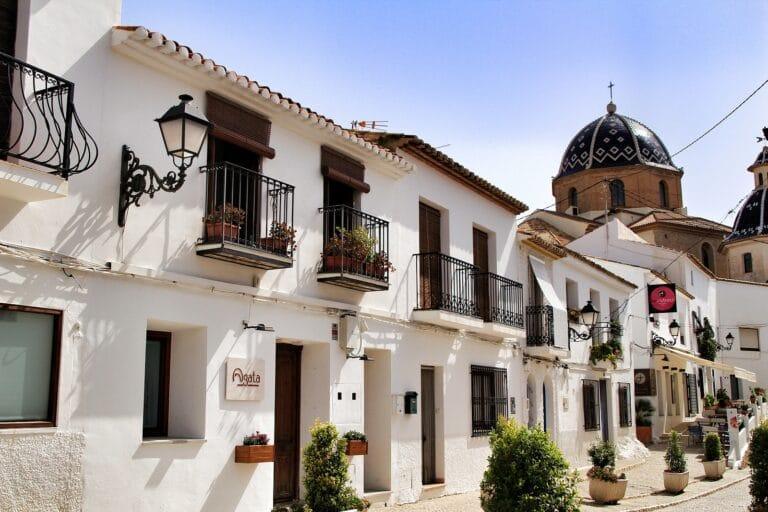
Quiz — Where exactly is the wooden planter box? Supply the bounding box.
[206,221,240,241]
[345,440,368,456]
[235,444,275,463]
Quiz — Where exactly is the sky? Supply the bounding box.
[122,1,768,223]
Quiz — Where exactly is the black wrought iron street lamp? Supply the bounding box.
[568,300,615,342]
[118,94,212,227]
[651,319,680,348]
[716,332,735,351]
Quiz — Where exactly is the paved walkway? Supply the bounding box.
[391,445,751,512]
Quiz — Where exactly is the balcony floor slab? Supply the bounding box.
[0,160,68,202]
[412,309,484,331]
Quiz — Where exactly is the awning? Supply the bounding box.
[656,346,756,383]
[528,255,565,312]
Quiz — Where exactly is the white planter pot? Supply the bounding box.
[588,477,628,504]
[593,359,615,370]
[663,471,689,494]
[702,459,726,480]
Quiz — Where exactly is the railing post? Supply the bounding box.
[61,83,74,179]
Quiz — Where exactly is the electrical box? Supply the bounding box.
[404,391,418,414]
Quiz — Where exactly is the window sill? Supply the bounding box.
[0,426,59,435]
[141,438,207,446]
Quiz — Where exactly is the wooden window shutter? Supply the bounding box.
[206,92,275,158]
[321,146,369,193]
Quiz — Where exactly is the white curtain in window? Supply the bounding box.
[739,328,760,351]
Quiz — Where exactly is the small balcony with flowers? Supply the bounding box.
[0,51,98,202]
[317,205,391,292]
[195,162,295,269]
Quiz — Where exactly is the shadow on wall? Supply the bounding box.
[199,455,259,512]
[132,442,204,489]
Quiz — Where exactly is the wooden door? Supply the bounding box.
[421,367,436,484]
[274,344,302,503]
[419,203,442,309]
[599,379,609,441]
[473,228,489,320]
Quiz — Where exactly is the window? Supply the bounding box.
[0,304,61,428]
[659,180,669,208]
[730,375,742,401]
[739,327,760,351]
[143,331,171,438]
[471,365,508,436]
[582,379,600,431]
[760,173,764,187]
[701,243,714,272]
[744,253,754,274]
[618,383,632,427]
[609,179,625,208]
[685,374,699,417]
[569,187,578,214]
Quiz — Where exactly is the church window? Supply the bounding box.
[609,179,625,208]
[659,180,669,208]
[701,243,714,271]
[568,188,578,214]
[759,173,764,187]
[744,253,753,274]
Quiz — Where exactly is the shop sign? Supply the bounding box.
[226,357,265,401]
[648,284,677,314]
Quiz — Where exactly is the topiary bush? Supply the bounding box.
[480,417,580,512]
[703,432,723,462]
[302,421,365,512]
[664,431,687,473]
[750,421,768,512]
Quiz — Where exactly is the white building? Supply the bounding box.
[0,2,531,510]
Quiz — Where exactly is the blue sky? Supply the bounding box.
[123,1,768,222]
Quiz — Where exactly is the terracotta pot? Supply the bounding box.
[234,444,275,463]
[345,440,368,456]
[588,477,628,504]
[324,255,363,273]
[663,471,689,494]
[702,459,726,480]
[636,425,653,445]
[206,221,240,241]
[259,237,288,254]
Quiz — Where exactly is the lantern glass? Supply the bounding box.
[725,332,734,349]
[669,319,680,339]
[155,94,210,168]
[580,300,599,328]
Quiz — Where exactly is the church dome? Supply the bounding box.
[726,187,768,242]
[557,103,678,177]
[749,146,768,171]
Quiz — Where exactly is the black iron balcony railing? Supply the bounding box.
[415,253,480,318]
[200,162,295,258]
[526,305,555,346]
[475,272,524,328]
[0,51,97,177]
[320,204,390,284]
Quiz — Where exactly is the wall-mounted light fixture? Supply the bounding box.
[118,94,211,227]
[718,332,735,351]
[650,319,680,348]
[242,321,275,332]
[568,300,618,343]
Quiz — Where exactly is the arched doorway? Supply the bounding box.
[526,375,536,428]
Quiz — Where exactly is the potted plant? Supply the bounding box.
[205,203,246,241]
[323,227,376,275]
[716,388,731,409]
[260,221,296,254]
[702,432,726,480]
[343,430,368,456]
[234,432,274,463]
[663,430,689,494]
[587,440,628,504]
[370,251,395,279]
[635,399,655,444]
[589,336,623,369]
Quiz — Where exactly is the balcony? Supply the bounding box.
[196,162,295,269]
[0,52,97,201]
[317,205,390,292]
[412,253,484,330]
[473,272,525,338]
[525,305,568,357]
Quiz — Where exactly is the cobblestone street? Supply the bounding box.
[391,446,753,512]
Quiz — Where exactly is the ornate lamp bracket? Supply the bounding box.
[650,331,676,349]
[118,145,187,227]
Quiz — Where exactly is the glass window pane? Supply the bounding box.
[0,309,55,422]
[143,339,163,430]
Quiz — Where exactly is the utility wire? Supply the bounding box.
[671,78,768,157]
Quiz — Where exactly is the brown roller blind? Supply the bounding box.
[206,92,275,159]
[321,146,369,193]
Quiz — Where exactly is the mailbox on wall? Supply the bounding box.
[404,391,418,414]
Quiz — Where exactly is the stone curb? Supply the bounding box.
[616,473,750,512]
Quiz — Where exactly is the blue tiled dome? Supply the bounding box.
[726,187,768,242]
[558,103,678,177]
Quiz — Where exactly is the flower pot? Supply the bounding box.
[345,440,368,456]
[234,444,275,463]
[206,221,240,241]
[663,471,689,494]
[593,359,615,370]
[636,425,653,445]
[702,459,726,480]
[588,477,628,504]
[323,255,364,274]
[259,237,288,254]
[703,408,716,418]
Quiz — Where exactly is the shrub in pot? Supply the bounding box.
[586,440,628,504]
[204,203,246,240]
[343,430,368,456]
[635,399,655,444]
[750,421,768,512]
[261,221,296,254]
[716,387,731,408]
[663,431,689,494]
[480,417,579,512]
[702,432,726,480]
[302,421,365,512]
